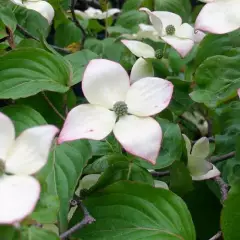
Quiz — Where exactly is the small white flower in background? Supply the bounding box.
[238,89,240,98]
[0,113,58,224]
[121,40,156,83]
[195,0,240,34]
[58,59,174,164]
[183,134,220,181]
[122,24,161,42]
[10,0,54,25]
[140,8,195,58]
[154,180,169,189]
[74,7,120,20]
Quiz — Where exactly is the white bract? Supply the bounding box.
[196,0,240,34]
[0,113,58,224]
[121,40,156,83]
[74,7,120,20]
[194,30,206,43]
[183,134,220,181]
[11,0,54,24]
[140,8,195,58]
[58,59,174,164]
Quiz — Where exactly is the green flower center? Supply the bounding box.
[165,25,175,35]
[113,101,128,117]
[0,160,5,176]
[155,49,163,59]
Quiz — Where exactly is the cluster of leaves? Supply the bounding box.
[0,0,240,239]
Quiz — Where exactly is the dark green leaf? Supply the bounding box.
[37,140,92,232]
[1,105,47,135]
[0,48,70,99]
[72,181,196,240]
[64,49,99,85]
[221,182,240,240]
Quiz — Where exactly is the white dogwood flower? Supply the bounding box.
[11,0,54,24]
[0,113,58,224]
[74,7,120,20]
[140,8,195,58]
[58,59,174,164]
[121,40,156,83]
[195,0,240,34]
[183,134,220,181]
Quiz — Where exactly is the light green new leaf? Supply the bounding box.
[0,48,71,99]
[71,181,196,240]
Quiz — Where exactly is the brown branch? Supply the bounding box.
[210,151,235,164]
[6,27,16,49]
[151,170,170,177]
[42,92,66,121]
[60,199,95,239]
[208,177,228,240]
[69,0,86,46]
[16,24,71,54]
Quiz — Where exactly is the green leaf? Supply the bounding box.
[17,91,76,127]
[183,182,222,240]
[55,21,83,47]
[30,191,60,224]
[71,181,196,240]
[0,48,70,99]
[122,0,153,12]
[21,226,59,240]
[170,161,193,196]
[221,182,240,240]
[84,154,127,174]
[14,6,49,39]
[135,118,182,169]
[116,10,148,32]
[0,6,17,32]
[191,54,240,107]
[168,77,193,116]
[194,31,240,70]
[88,159,154,193]
[37,140,92,232]
[155,0,191,22]
[1,105,47,135]
[0,225,18,240]
[64,50,99,85]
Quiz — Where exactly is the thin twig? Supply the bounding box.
[70,0,86,45]
[151,170,170,177]
[209,231,222,240]
[210,151,235,164]
[16,24,71,54]
[214,176,228,203]
[192,137,215,144]
[6,27,16,49]
[60,200,95,239]
[42,92,66,121]
[208,177,228,240]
